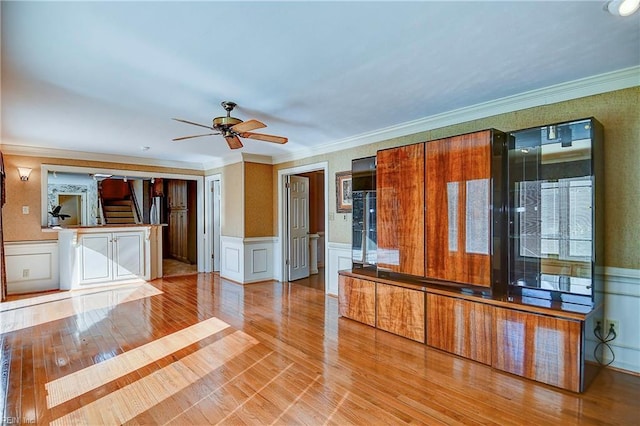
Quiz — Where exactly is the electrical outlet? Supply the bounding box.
[594,318,604,331]
[22,206,30,214]
[22,269,30,278]
[605,319,619,337]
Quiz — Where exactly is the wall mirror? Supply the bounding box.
[43,170,150,227]
[39,164,208,273]
[46,171,98,226]
[40,165,198,228]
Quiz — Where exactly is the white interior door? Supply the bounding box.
[287,175,310,281]
[212,179,221,272]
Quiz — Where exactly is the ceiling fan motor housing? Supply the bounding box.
[213,116,242,129]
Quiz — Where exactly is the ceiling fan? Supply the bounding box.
[172,101,288,149]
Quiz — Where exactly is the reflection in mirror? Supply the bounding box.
[47,172,98,226]
[509,118,596,298]
[41,165,164,228]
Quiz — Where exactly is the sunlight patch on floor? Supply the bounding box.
[50,330,259,425]
[46,316,230,408]
[0,281,152,312]
[0,283,162,334]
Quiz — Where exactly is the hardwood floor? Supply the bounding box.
[162,258,198,277]
[1,274,638,425]
[289,267,325,291]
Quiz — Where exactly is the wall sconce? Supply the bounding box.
[17,167,32,181]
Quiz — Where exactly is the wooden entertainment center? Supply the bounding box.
[341,118,604,392]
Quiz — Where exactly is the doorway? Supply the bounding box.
[162,179,199,277]
[205,174,222,274]
[279,162,328,291]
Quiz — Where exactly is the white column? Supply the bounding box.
[309,233,319,275]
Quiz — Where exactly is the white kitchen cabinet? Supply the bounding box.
[79,231,144,284]
[59,226,153,290]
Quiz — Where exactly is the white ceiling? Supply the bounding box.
[2,1,639,168]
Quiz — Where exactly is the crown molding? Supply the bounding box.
[241,153,274,165]
[0,143,206,171]
[272,66,640,164]
[202,155,240,171]
[3,67,637,170]
[201,153,274,171]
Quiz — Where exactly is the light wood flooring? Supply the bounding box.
[1,273,638,425]
[162,258,198,277]
[290,267,325,291]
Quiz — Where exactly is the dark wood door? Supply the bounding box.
[168,180,187,209]
[377,143,425,276]
[426,131,492,286]
[169,209,188,262]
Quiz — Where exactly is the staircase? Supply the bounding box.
[102,199,137,224]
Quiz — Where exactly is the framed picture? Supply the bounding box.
[335,171,352,213]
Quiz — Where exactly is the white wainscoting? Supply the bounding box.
[244,237,277,283]
[317,232,326,268]
[220,236,277,284]
[326,242,352,296]
[603,267,640,373]
[5,241,59,294]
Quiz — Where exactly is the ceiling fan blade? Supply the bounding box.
[230,119,266,133]
[225,135,244,149]
[173,133,218,141]
[172,118,214,130]
[240,132,288,144]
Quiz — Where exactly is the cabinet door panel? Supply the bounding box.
[426,294,492,364]
[338,276,376,326]
[168,180,187,208]
[376,283,425,342]
[426,131,492,286]
[113,232,144,279]
[169,210,188,262]
[80,234,112,282]
[492,307,582,392]
[377,143,425,276]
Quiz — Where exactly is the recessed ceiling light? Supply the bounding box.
[607,0,640,16]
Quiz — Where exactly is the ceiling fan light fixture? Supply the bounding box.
[173,101,287,149]
[607,0,640,16]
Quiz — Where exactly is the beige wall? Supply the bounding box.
[1,154,202,242]
[2,155,47,242]
[220,162,244,238]
[274,87,640,270]
[4,87,638,269]
[244,162,273,238]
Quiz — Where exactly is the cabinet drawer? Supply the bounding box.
[338,275,376,327]
[376,283,425,343]
[492,307,582,392]
[426,294,492,364]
